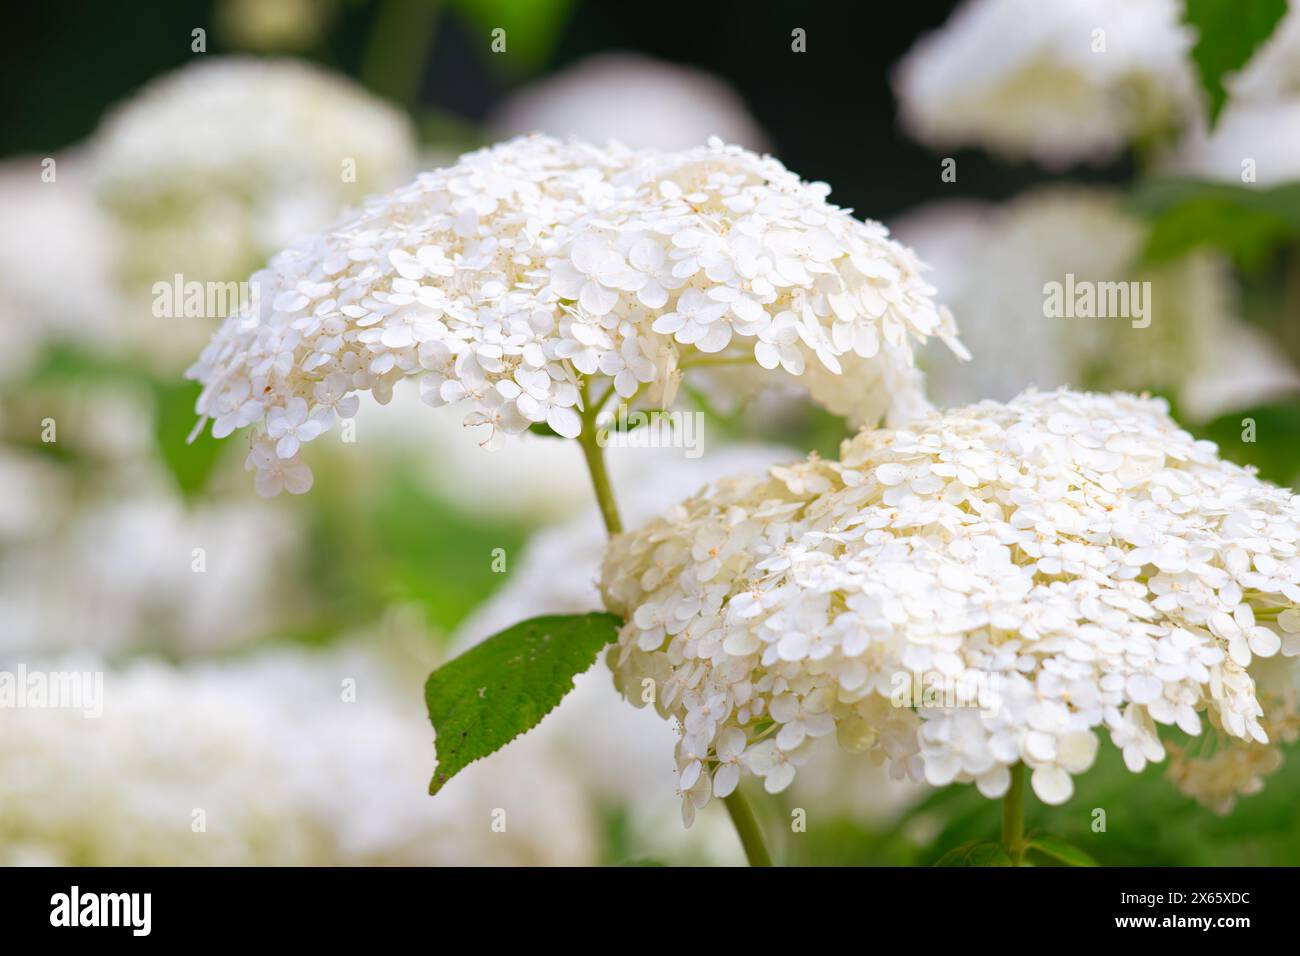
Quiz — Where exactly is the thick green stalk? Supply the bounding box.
[576,427,622,535]
[723,789,773,867]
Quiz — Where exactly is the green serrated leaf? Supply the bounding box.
[1028,834,1100,867]
[1184,0,1288,126]
[426,612,623,794]
[934,841,1012,867]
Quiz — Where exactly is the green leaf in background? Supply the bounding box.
[1146,197,1293,271]
[23,343,140,386]
[450,0,575,73]
[360,0,442,109]
[1184,0,1288,126]
[935,841,1012,867]
[426,611,623,794]
[1127,179,1300,272]
[21,345,226,498]
[151,380,226,499]
[1192,399,1300,486]
[304,468,533,639]
[365,475,528,631]
[1027,834,1099,867]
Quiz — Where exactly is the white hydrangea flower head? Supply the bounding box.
[602,389,1300,820]
[91,56,417,311]
[187,135,964,496]
[893,0,1196,168]
[893,188,1300,422]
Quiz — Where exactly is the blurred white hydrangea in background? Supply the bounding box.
[0,104,329,663]
[893,0,1196,168]
[489,52,769,152]
[1173,99,1300,186]
[0,644,596,865]
[892,188,1300,421]
[0,490,302,659]
[0,455,60,543]
[0,156,115,381]
[88,56,417,367]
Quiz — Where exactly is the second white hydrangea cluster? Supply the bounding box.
[602,389,1300,821]
[188,135,964,496]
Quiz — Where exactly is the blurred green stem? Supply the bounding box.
[1281,245,1300,369]
[1002,762,1026,866]
[361,0,440,108]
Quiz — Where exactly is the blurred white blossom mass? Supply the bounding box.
[893,0,1196,168]
[89,56,418,368]
[489,52,769,151]
[0,156,115,381]
[1173,99,1300,186]
[0,645,595,865]
[893,188,1300,421]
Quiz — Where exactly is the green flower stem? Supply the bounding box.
[723,789,773,867]
[574,386,775,866]
[576,426,622,536]
[1002,761,1027,866]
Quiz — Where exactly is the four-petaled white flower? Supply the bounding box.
[245,439,314,498]
[265,397,333,459]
